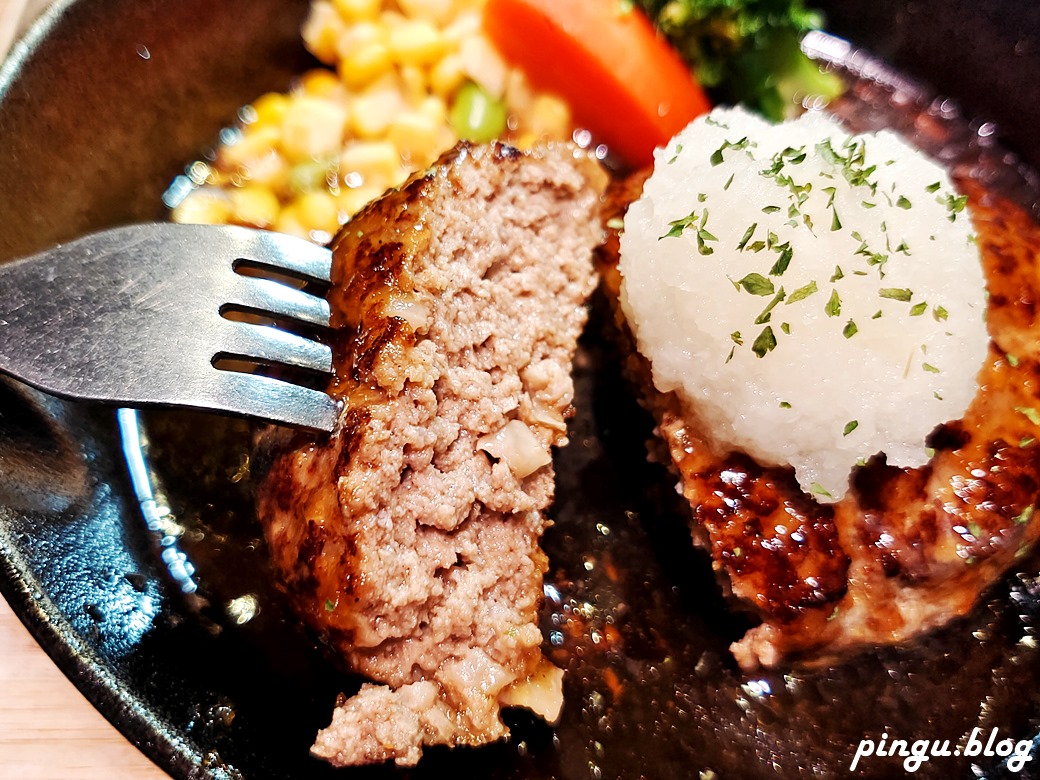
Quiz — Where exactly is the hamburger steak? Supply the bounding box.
[598,171,1040,671]
[254,142,606,766]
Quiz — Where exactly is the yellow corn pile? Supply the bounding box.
[170,0,574,242]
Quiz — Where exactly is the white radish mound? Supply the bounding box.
[619,107,988,502]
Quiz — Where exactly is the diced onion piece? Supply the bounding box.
[497,659,564,724]
[384,297,431,331]
[530,405,567,433]
[477,420,552,478]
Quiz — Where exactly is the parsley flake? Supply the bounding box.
[660,210,699,240]
[879,287,913,302]
[909,302,928,316]
[737,223,757,251]
[710,137,749,166]
[769,245,793,276]
[843,420,859,436]
[1016,406,1040,426]
[825,289,841,317]
[786,280,818,304]
[751,326,777,358]
[755,288,786,324]
[738,273,775,296]
[941,193,969,221]
[810,483,833,499]
[843,320,858,339]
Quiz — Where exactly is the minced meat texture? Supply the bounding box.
[254,142,606,766]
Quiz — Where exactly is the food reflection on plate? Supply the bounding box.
[145,0,1040,775]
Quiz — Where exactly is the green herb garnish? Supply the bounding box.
[752,326,777,358]
[825,289,841,317]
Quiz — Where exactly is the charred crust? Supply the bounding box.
[926,421,970,452]
[692,453,849,621]
[336,406,373,475]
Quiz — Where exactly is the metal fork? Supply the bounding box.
[0,222,339,432]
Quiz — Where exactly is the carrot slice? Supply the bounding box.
[484,0,711,168]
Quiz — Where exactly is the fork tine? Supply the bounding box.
[226,276,332,328]
[217,321,333,374]
[207,371,340,431]
[247,229,333,283]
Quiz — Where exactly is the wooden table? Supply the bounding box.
[0,6,169,779]
[0,598,168,779]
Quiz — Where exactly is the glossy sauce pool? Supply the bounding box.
[139,38,1040,780]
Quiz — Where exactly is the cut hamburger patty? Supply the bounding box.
[598,171,1040,670]
[254,142,606,766]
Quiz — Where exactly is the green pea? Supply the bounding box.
[450,82,507,143]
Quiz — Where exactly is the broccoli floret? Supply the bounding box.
[637,0,844,120]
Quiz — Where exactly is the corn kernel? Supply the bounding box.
[397,0,455,25]
[336,19,385,52]
[239,150,289,189]
[339,140,400,191]
[349,80,405,138]
[504,69,534,119]
[171,188,233,225]
[295,190,341,234]
[429,53,466,98]
[417,95,447,126]
[530,94,572,140]
[336,184,385,217]
[442,10,482,45]
[388,20,448,67]
[251,92,292,128]
[219,124,283,169]
[434,125,457,154]
[273,203,310,240]
[332,0,380,22]
[300,68,344,99]
[399,65,428,105]
[280,96,349,163]
[385,163,412,190]
[301,1,346,65]
[338,40,392,89]
[388,109,442,165]
[379,9,409,29]
[513,131,539,152]
[230,185,281,228]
